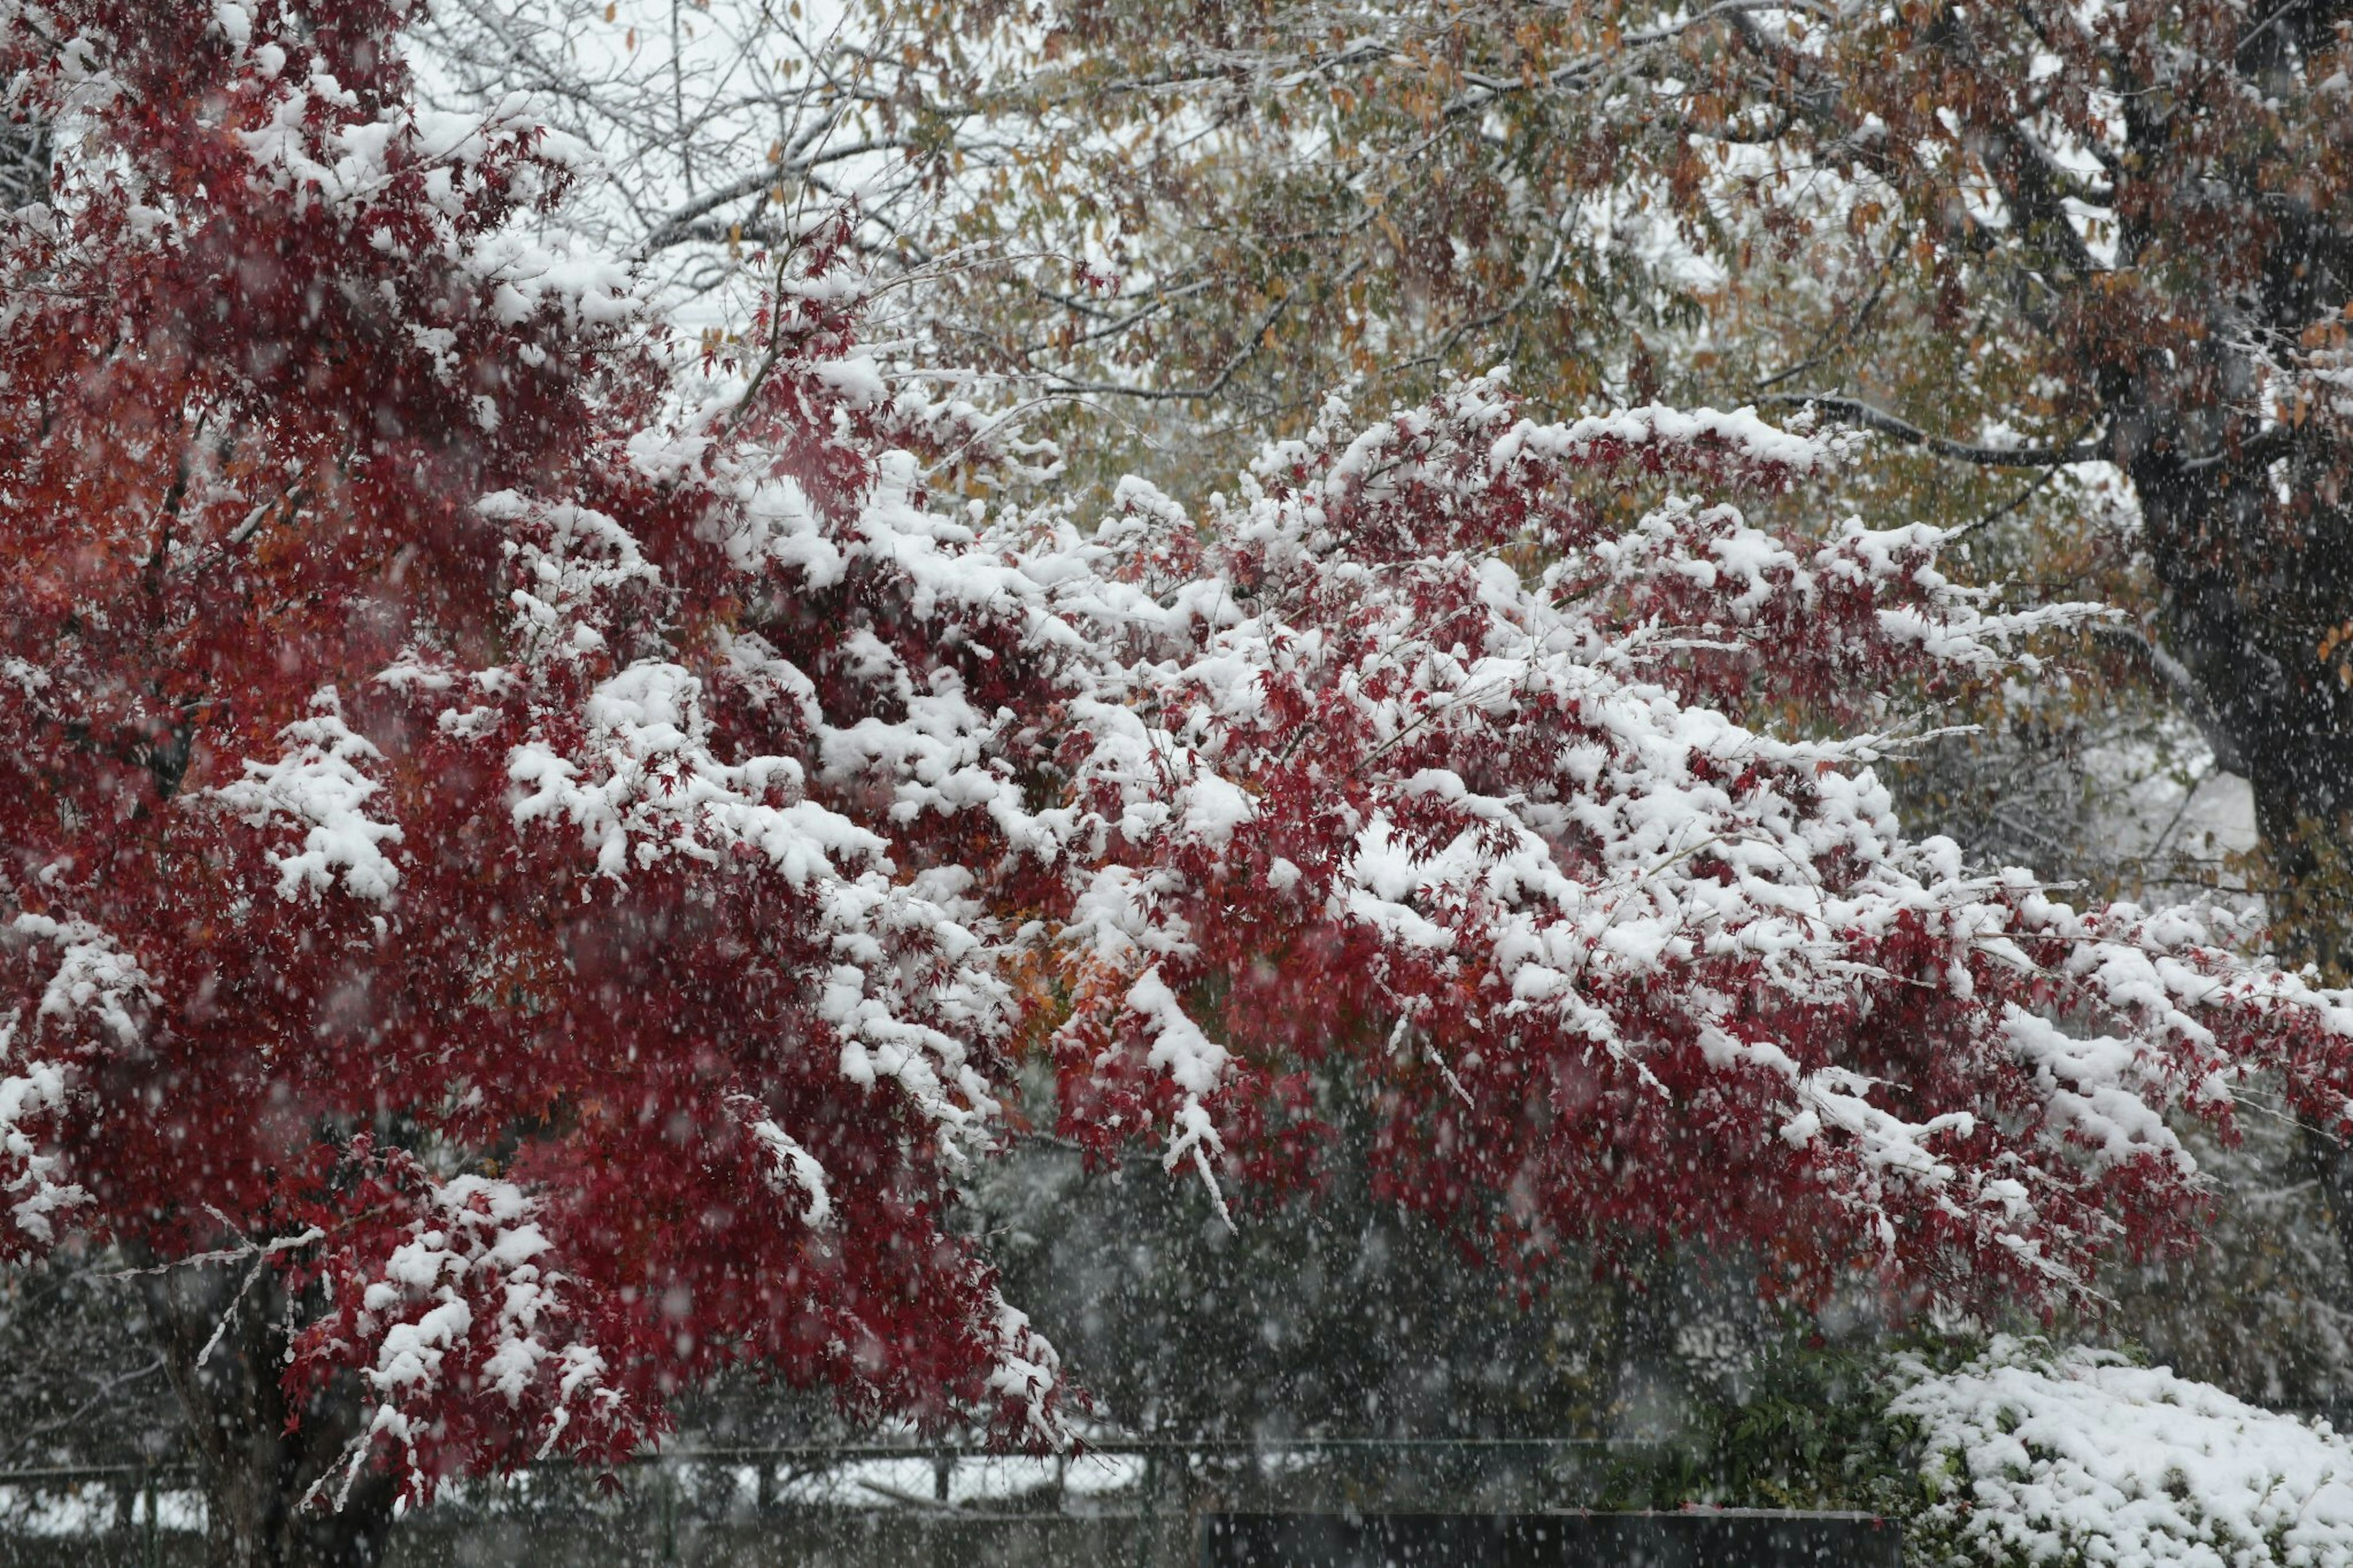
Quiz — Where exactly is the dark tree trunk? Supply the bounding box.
[2121,355,2353,1284]
[1606,1246,1685,1442]
[140,1257,399,1568]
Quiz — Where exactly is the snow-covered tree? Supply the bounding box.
[0,1,1064,1557]
[1025,385,2353,1308]
[9,3,2353,1565]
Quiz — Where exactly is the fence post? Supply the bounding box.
[141,1466,158,1568]
[1136,1450,1157,1568]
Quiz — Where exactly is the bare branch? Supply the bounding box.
[1762,393,2107,466]
[2091,623,2248,775]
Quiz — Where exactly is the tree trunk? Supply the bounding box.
[140,1257,399,1568]
[2126,399,2353,1289]
[1606,1246,1684,1442]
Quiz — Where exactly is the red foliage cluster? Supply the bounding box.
[1034,388,2353,1311]
[0,0,1062,1493]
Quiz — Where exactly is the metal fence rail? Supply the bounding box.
[13,1438,1896,1568]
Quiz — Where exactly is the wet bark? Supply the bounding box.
[139,1256,398,1568]
[2120,369,2353,1286]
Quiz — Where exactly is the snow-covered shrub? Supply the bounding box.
[1890,1336,2353,1568]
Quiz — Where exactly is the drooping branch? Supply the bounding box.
[2091,622,2248,776]
[1761,393,2107,466]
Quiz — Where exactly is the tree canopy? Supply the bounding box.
[7,1,2353,1562]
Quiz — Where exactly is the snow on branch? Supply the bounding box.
[1760,393,2110,467]
[4,911,155,1050]
[729,1093,834,1229]
[0,912,152,1249]
[1022,374,2353,1301]
[295,1162,644,1506]
[208,688,405,904]
[0,1057,82,1244]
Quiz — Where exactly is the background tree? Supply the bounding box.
[411,0,972,320]
[985,1084,1645,1447]
[913,0,2353,940]
[0,1248,179,1495]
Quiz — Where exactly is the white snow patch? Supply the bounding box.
[1891,1336,2353,1568]
[209,687,404,903]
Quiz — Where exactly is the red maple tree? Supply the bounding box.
[5,2,2353,1564]
[0,1,1064,1556]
